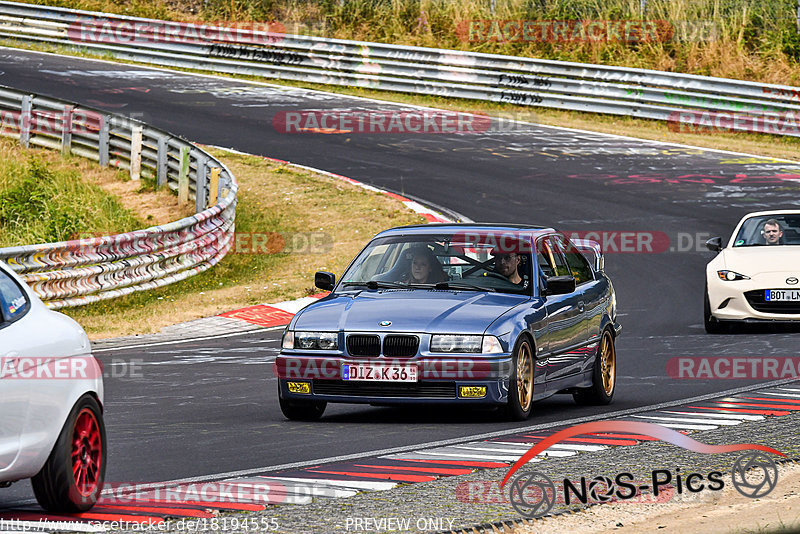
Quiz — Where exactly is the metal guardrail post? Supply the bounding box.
[156,135,168,187]
[208,167,221,208]
[130,124,143,180]
[19,94,32,147]
[178,145,190,205]
[98,114,109,166]
[195,154,208,213]
[61,104,72,156]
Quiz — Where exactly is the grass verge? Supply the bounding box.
[61,148,425,339]
[0,137,187,246]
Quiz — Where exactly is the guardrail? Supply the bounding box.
[1,1,800,137]
[0,84,237,309]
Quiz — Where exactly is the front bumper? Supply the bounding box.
[707,273,800,322]
[275,354,513,405]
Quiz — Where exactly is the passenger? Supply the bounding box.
[401,246,446,284]
[763,219,783,245]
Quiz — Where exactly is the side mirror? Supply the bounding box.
[705,237,722,252]
[542,275,576,296]
[314,271,336,291]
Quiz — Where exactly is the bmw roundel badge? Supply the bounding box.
[379,320,392,327]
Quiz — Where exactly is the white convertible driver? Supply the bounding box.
[0,260,106,512]
[705,210,800,333]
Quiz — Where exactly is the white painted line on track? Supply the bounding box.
[631,420,719,431]
[254,477,397,491]
[757,391,800,398]
[409,450,522,462]
[384,451,542,463]
[221,479,358,498]
[268,297,324,314]
[660,410,764,421]
[452,445,576,457]
[487,441,606,452]
[540,443,607,452]
[631,414,741,426]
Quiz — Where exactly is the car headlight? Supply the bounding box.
[717,270,750,281]
[287,332,338,350]
[430,335,503,354]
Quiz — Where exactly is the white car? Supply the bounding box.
[705,210,800,333]
[0,260,106,511]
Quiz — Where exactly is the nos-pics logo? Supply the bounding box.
[501,421,783,518]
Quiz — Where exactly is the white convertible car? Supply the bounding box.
[0,261,106,512]
[705,210,800,333]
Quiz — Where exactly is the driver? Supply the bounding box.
[763,219,783,245]
[492,251,523,285]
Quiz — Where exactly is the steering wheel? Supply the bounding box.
[480,271,509,281]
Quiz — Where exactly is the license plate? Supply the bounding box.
[765,289,800,302]
[342,362,417,382]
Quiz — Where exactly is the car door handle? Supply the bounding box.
[578,301,585,313]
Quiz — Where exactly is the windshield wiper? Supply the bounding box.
[434,281,497,292]
[342,281,410,290]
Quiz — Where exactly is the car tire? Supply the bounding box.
[505,337,535,421]
[704,287,730,334]
[31,394,106,513]
[278,383,326,421]
[573,329,616,406]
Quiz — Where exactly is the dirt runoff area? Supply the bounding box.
[514,461,800,534]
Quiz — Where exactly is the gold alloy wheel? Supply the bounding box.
[600,331,616,396]
[516,341,534,412]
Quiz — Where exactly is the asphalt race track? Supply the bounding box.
[2,47,800,507]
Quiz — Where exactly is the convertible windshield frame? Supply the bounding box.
[731,214,800,247]
[335,233,536,296]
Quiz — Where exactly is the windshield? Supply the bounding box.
[338,231,534,295]
[732,215,800,247]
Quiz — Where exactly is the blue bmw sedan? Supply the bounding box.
[275,224,621,421]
